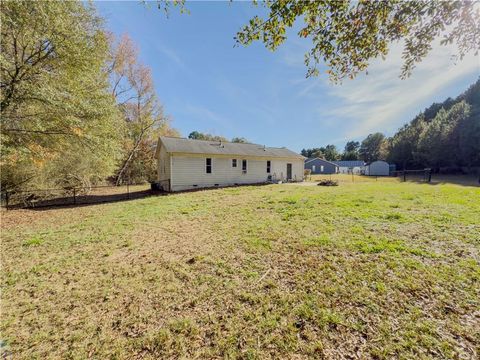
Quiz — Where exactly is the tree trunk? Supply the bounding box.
[115,136,142,186]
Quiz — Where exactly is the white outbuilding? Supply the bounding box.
[155,136,305,192]
[365,160,390,176]
[332,160,365,174]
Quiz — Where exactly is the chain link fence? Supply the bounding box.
[1,184,155,209]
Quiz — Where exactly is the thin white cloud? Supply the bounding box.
[214,76,278,125]
[183,104,234,131]
[297,41,479,139]
[155,44,186,69]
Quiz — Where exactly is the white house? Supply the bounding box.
[365,160,390,176]
[155,136,305,192]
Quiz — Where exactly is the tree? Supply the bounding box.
[456,84,480,169]
[342,141,360,160]
[323,145,339,161]
[359,133,387,163]
[386,78,479,171]
[387,122,423,170]
[108,34,138,103]
[311,149,325,159]
[231,137,250,143]
[1,1,120,190]
[188,131,228,142]
[344,141,360,153]
[108,34,178,185]
[188,131,208,140]
[301,147,323,159]
[417,102,471,169]
[235,1,480,82]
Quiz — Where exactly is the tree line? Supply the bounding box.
[302,78,480,171]
[301,134,388,164]
[188,131,249,144]
[1,1,179,191]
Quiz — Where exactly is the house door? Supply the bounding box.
[286,163,292,180]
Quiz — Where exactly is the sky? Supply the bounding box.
[96,1,480,152]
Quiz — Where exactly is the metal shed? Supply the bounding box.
[365,161,390,176]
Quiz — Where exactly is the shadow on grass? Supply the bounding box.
[403,175,480,187]
[5,182,273,211]
[5,189,165,211]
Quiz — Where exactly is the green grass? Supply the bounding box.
[1,180,479,359]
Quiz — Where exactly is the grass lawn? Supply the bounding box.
[1,179,479,359]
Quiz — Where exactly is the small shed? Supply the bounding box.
[365,161,390,176]
[304,158,338,174]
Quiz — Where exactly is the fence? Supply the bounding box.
[392,169,432,183]
[1,184,154,210]
[307,173,398,183]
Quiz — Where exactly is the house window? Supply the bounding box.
[232,159,237,167]
[242,159,247,173]
[312,165,316,172]
[267,160,271,173]
[321,165,324,172]
[206,158,212,173]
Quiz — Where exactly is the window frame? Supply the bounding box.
[232,159,237,168]
[242,159,247,173]
[267,160,271,173]
[206,158,212,174]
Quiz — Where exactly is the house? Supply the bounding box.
[304,158,338,174]
[365,160,390,176]
[155,136,305,192]
[332,160,365,174]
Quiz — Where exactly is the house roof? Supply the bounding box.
[332,160,365,167]
[304,157,338,166]
[158,136,304,159]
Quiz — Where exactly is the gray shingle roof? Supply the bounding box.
[159,136,304,159]
[332,160,365,167]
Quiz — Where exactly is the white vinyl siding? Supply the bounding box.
[169,155,303,191]
[338,166,363,174]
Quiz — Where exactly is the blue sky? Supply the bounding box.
[96,1,479,152]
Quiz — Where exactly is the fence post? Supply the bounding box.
[5,190,9,210]
[73,188,76,205]
[403,171,406,182]
[427,169,432,183]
